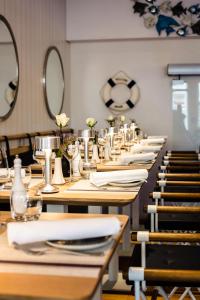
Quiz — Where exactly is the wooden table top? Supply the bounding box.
[0,212,128,300]
[0,179,138,207]
[0,143,165,207]
[97,161,153,172]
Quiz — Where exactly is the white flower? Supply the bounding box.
[86,117,97,128]
[55,113,70,128]
[120,115,125,122]
[108,115,114,121]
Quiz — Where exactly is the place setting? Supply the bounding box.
[67,168,148,192]
[104,152,156,168]
[0,215,121,266]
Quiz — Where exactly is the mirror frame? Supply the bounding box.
[0,14,19,121]
[43,46,65,119]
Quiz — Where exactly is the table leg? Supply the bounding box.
[122,204,131,251]
[46,205,65,213]
[109,205,131,251]
[108,246,119,282]
[132,196,140,230]
[88,206,103,214]
[108,207,119,214]
[91,283,101,300]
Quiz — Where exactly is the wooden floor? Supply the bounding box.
[103,295,134,300]
[103,295,200,300]
[102,294,200,300]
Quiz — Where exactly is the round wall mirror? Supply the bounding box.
[0,15,19,120]
[43,46,65,119]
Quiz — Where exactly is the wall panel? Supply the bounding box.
[0,0,70,136]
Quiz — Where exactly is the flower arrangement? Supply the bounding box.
[86,117,97,129]
[106,115,116,127]
[56,113,70,129]
[55,113,70,157]
[119,115,126,125]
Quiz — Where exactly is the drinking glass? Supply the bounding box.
[25,194,43,221]
[65,144,77,182]
[32,148,45,178]
[80,160,97,179]
[98,138,106,163]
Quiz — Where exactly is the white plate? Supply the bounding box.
[46,235,113,251]
[108,180,144,187]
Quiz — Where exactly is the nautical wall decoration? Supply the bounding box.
[132,0,200,37]
[100,71,140,112]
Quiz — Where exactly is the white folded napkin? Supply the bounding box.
[0,168,9,177]
[140,138,165,145]
[119,152,156,164]
[90,169,148,187]
[148,136,167,139]
[7,217,120,245]
[131,144,162,153]
[10,169,26,178]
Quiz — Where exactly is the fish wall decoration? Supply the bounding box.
[131,0,200,37]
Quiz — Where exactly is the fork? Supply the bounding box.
[13,242,46,256]
[12,242,104,256]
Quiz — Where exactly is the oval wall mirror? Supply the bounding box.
[0,15,19,120]
[43,46,65,119]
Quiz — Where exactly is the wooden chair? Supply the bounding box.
[166,150,198,156]
[156,179,200,193]
[0,128,73,167]
[163,160,200,166]
[126,231,200,300]
[164,154,199,160]
[158,173,200,181]
[146,205,200,232]
[159,165,200,173]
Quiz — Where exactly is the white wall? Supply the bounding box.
[70,38,200,149]
[66,0,199,41]
[68,0,200,150]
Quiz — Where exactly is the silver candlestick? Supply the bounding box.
[78,129,95,163]
[78,129,95,179]
[35,136,60,193]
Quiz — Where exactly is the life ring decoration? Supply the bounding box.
[100,71,140,112]
[5,78,18,107]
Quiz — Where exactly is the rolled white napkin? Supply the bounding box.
[140,138,165,145]
[90,169,148,187]
[119,152,156,164]
[131,144,162,153]
[7,217,121,245]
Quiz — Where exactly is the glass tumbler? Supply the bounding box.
[10,191,43,221]
[80,160,97,179]
[25,194,43,221]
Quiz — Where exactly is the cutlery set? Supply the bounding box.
[12,241,105,257]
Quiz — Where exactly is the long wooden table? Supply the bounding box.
[0,212,128,300]
[0,142,167,247]
[0,179,137,207]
